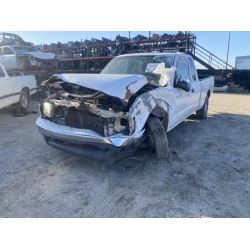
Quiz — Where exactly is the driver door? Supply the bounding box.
[171,56,193,127]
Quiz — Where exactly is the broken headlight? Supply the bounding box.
[42,102,55,118]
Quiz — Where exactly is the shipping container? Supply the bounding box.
[235,56,250,70]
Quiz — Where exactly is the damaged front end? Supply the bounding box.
[36,74,149,161]
[17,54,57,71]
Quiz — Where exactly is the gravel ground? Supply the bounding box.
[0,92,250,218]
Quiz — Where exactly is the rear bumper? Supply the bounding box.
[36,117,144,161]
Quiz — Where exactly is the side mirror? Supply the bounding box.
[175,80,191,92]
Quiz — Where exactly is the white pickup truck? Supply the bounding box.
[36,52,214,161]
[0,63,37,110]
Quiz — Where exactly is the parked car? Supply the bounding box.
[0,45,56,70]
[36,52,214,161]
[0,63,37,110]
[0,32,34,47]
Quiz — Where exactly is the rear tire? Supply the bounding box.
[19,91,29,109]
[196,94,209,119]
[145,116,169,159]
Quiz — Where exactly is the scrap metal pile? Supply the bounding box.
[35,32,190,52]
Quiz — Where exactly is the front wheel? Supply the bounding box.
[145,116,169,159]
[196,94,209,119]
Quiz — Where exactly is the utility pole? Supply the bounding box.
[226,31,231,69]
[149,31,151,52]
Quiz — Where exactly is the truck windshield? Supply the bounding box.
[101,55,173,76]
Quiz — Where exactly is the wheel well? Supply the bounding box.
[19,55,28,59]
[18,56,29,62]
[150,107,169,130]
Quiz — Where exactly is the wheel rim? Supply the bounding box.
[21,95,28,108]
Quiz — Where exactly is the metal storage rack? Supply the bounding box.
[42,32,197,73]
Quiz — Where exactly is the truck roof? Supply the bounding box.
[0,32,22,37]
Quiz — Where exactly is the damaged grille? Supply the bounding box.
[65,107,105,136]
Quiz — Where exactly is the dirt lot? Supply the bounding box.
[0,92,250,218]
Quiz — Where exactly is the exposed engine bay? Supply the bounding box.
[41,93,135,137]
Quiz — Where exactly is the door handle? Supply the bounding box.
[191,89,194,93]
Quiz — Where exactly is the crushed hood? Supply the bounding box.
[43,74,149,100]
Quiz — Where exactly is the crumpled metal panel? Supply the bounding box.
[8,45,55,60]
[129,88,176,135]
[43,74,148,101]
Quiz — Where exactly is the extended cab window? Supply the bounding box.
[3,47,14,55]
[13,35,23,41]
[175,57,191,83]
[188,57,197,81]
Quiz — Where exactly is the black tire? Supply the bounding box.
[19,91,29,109]
[145,116,169,159]
[196,94,209,119]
